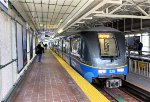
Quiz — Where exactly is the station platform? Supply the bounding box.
[126,53,150,92]
[126,72,150,92]
[10,50,109,102]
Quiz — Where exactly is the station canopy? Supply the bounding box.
[10,0,150,36]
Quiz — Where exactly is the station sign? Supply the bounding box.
[0,0,8,11]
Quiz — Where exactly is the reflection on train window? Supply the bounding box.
[55,41,59,48]
[71,38,81,57]
[58,40,62,51]
[98,34,118,57]
[63,40,70,53]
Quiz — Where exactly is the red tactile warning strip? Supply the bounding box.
[11,50,89,102]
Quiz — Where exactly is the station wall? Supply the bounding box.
[0,7,36,101]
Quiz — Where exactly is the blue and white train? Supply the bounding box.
[51,26,128,88]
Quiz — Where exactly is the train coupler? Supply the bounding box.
[106,79,122,88]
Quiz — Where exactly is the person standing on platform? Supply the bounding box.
[36,43,43,63]
[137,41,143,55]
[44,44,48,50]
[41,42,45,53]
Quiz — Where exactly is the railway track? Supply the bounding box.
[92,79,150,102]
[120,80,150,102]
[103,87,141,102]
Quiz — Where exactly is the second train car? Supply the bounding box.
[51,26,128,88]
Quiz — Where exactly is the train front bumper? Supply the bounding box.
[106,79,122,88]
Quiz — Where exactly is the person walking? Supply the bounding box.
[44,44,48,50]
[36,43,43,63]
[41,42,45,53]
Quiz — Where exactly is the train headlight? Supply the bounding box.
[98,70,106,74]
[117,68,124,72]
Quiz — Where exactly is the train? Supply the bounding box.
[51,26,128,88]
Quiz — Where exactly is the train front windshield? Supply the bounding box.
[98,33,118,57]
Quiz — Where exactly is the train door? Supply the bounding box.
[62,39,70,64]
[58,39,63,57]
[70,37,81,57]
[70,37,82,72]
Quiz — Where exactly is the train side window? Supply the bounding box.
[66,40,70,53]
[71,37,81,57]
[55,40,58,49]
[58,40,62,51]
[63,40,66,53]
[98,33,118,57]
[63,40,70,53]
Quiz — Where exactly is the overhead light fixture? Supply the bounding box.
[60,19,63,22]
[83,17,93,20]
[77,21,85,23]
[40,24,43,26]
[73,24,79,27]
[58,29,63,33]
[67,18,73,24]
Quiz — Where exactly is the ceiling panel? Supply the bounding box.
[71,0,81,6]
[31,12,37,17]
[11,0,150,35]
[43,13,48,18]
[46,19,52,22]
[50,0,57,4]
[62,14,69,19]
[42,0,50,4]
[57,14,64,19]
[48,5,55,12]
[57,0,65,5]
[64,0,73,5]
[60,6,69,13]
[23,3,29,11]
[37,12,42,18]
[78,0,88,7]
[19,0,25,2]
[26,3,35,11]
[42,18,48,21]
[54,5,62,13]
[26,0,33,2]
[33,0,41,3]
[27,12,33,19]
[56,19,62,22]
[39,18,43,22]
[34,18,39,22]
[52,14,58,18]
[66,6,74,13]
[48,13,53,17]
[51,19,56,22]
[35,4,42,12]
[42,4,49,12]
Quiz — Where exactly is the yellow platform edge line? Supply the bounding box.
[50,50,110,102]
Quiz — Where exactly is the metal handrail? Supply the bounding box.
[0,59,17,70]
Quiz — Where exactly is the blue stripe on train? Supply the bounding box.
[70,57,128,83]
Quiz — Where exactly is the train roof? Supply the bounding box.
[54,31,79,38]
[81,26,121,32]
[54,26,121,38]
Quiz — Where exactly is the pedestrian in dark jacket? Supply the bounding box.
[137,41,143,55]
[36,44,43,63]
[44,44,48,50]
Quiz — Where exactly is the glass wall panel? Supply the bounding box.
[16,23,23,72]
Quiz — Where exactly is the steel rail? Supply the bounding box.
[121,80,150,102]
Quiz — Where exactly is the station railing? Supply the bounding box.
[127,50,150,78]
